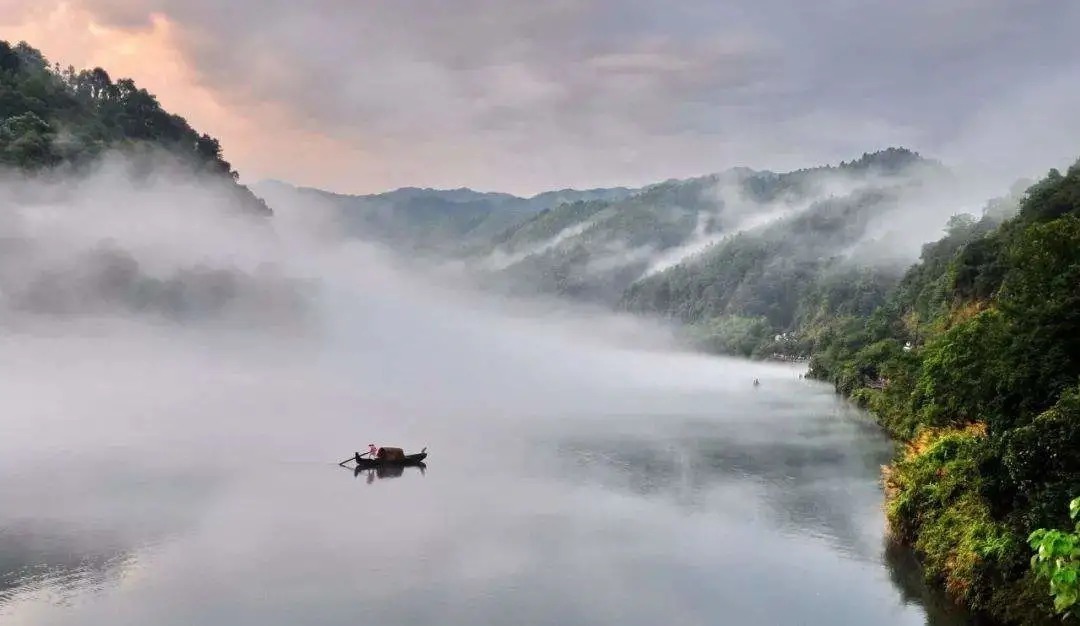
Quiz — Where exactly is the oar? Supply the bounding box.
[339,451,370,466]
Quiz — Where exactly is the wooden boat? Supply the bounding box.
[342,446,428,468]
[352,451,427,468]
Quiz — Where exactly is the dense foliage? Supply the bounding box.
[619,187,910,354]
[615,151,946,356]
[810,160,1080,623]
[1029,497,1080,616]
[0,39,269,214]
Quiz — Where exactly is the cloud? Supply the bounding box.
[483,218,601,270]
[2,0,1078,195]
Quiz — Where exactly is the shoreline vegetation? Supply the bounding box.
[762,161,1080,625]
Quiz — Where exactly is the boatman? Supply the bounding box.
[352,443,379,465]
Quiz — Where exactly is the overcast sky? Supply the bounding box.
[2,1,1079,196]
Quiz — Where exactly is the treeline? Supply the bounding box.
[481,147,936,310]
[618,165,932,358]
[0,39,269,214]
[808,161,1080,623]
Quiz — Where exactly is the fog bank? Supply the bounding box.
[1,153,783,472]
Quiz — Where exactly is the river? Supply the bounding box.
[0,336,976,624]
[0,217,977,625]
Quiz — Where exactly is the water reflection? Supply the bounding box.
[351,462,428,483]
[0,458,219,619]
[550,406,895,563]
[882,540,989,626]
[0,525,137,614]
[0,380,979,625]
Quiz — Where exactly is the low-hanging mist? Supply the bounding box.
[250,147,1030,366]
[0,151,786,470]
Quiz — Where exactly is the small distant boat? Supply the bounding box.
[353,450,428,468]
[340,446,428,468]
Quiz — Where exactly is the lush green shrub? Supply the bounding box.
[1001,387,1080,531]
[1029,497,1080,617]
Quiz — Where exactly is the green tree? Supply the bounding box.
[912,307,1010,429]
[0,38,269,214]
[1029,497,1080,617]
[0,111,57,166]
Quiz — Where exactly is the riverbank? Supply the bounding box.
[792,162,1080,625]
[689,341,1050,623]
[808,372,1063,626]
[697,341,1059,624]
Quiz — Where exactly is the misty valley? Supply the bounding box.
[3,25,1080,626]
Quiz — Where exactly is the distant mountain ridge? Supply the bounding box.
[466,147,950,306]
[253,179,637,254]
[259,148,953,320]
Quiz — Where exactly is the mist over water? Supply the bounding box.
[0,158,974,625]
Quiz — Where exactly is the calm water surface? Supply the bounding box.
[0,337,974,626]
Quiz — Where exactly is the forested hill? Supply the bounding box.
[617,170,1023,359]
[253,179,636,254]
[0,39,270,215]
[807,160,1080,624]
[0,39,300,324]
[466,147,948,306]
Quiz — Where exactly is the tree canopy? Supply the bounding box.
[0,39,270,214]
[809,158,1080,623]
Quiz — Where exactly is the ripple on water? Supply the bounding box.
[0,549,140,614]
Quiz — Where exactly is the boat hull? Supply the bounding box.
[353,452,427,468]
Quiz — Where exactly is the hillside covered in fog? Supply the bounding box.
[263,147,988,358]
[0,40,299,324]
[479,147,946,302]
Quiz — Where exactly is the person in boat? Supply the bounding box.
[352,444,379,464]
[753,378,760,386]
